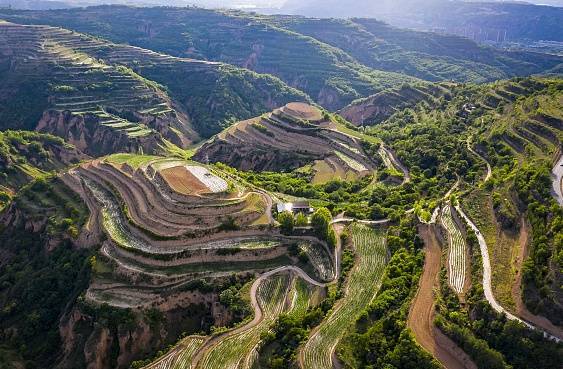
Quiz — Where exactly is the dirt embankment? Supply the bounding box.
[512,219,563,341]
[408,225,477,369]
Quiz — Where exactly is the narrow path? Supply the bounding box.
[466,136,492,183]
[380,144,411,184]
[189,265,330,368]
[455,205,562,343]
[551,153,563,206]
[408,225,477,369]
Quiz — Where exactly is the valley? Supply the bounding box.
[0,4,562,369]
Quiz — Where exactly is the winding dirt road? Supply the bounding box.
[455,205,562,343]
[466,136,492,183]
[409,225,477,369]
[380,144,411,183]
[189,265,331,369]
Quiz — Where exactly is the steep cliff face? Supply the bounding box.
[35,111,163,157]
[56,293,229,369]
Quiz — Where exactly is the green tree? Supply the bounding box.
[278,211,295,233]
[311,207,332,236]
[295,212,308,227]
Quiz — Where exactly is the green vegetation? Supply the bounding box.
[336,220,439,369]
[514,162,563,323]
[435,228,563,369]
[277,211,295,234]
[0,227,91,367]
[0,131,79,192]
[301,223,388,369]
[310,207,336,247]
[5,6,560,114]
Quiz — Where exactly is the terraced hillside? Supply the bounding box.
[301,223,387,369]
[0,6,418,111]
[0,20,306,152]
[339,83,450,126]
[64,154,336,308]
[2,6,561,111]
[146,271,323,369]
[195,103,378,182]
[273,16,563,83]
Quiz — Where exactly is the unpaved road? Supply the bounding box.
[455,205,561,343]
[551,153,563,206]
[466,137,492,183]
[409,225,477,369]
[380,145,411,183]
[190,265,331,369]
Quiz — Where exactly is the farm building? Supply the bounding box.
[276,201,314,214]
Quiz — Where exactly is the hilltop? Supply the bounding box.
[1,6,561,111]
[194,102,382,183]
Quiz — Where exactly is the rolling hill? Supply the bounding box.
[0,19,306,155]
[2,6,561,112]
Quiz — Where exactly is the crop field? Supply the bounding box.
[301,223,387,369]
[146,336,205,369]
[196,274,291,369]
[82,175,154,252]
[334,151,368,172]
[160,165,209,195]
[299,241,336,281]
[105,153,160,169]
[186,165,228,193]
[441,205,467,294]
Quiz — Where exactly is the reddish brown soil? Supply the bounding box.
[408,225,477,369]
[512,219,563,340]
[160,166,208,195]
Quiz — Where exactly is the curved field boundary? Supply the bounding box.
[188,266,328,369]
[145,336,206,369]
[455,205,562,343]
[379,145,411,184]
[300,223,388,369]
[440,205,467,294]
[466,136,492,183]
[196,274,290,369]
[408,225,477,369]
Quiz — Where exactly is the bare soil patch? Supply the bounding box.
[282,102,323,121]
[408,225,477,369]
[512,219,563,340]
[160,166,208,195]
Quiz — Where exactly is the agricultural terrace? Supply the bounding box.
[67,155,338,309]
[193,272,319,369]
[195,103,378,183]
[301,223,388,369]
[0,22,193,147]
[145,336,206,369]
[440,205,467,294]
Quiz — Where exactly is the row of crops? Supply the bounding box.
[196,272,317,369]
[146,337,206,369]
[440,205,467,294]
[298,241,336,282]
[334,151,368,172]
[143,272,317,369]
[301,223,388,369]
